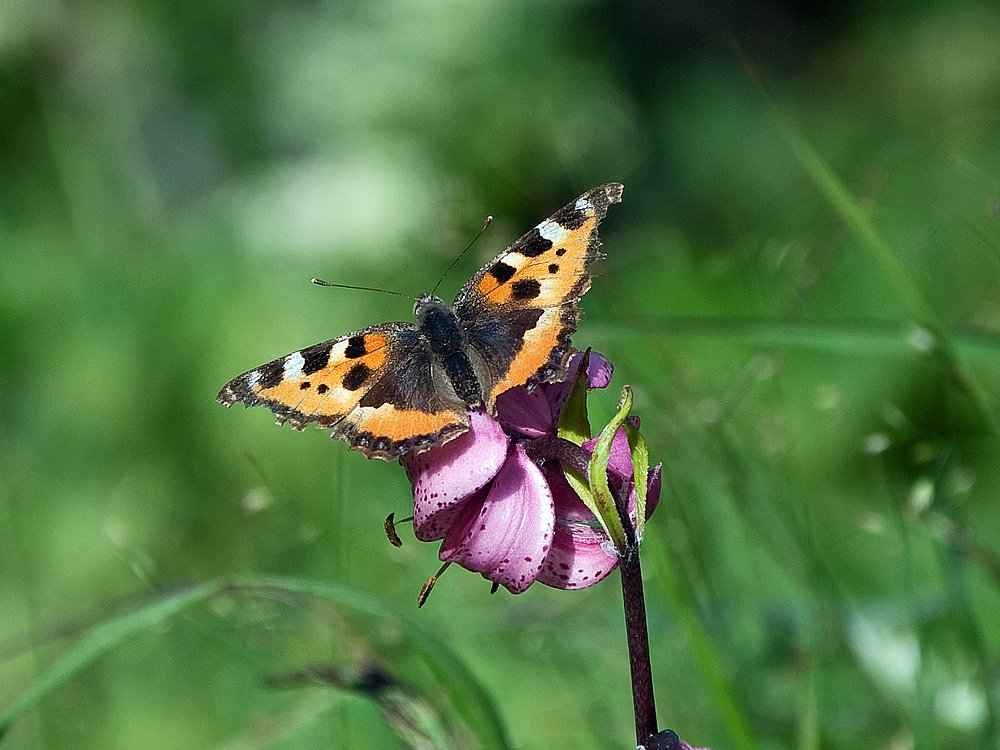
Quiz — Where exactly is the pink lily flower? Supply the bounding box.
[403,353,661,595]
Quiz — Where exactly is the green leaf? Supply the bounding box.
[557,348,593,445]
[587,386,635,554]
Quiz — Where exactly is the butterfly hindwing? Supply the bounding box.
[217,323,469,459]
[454,182,623,404]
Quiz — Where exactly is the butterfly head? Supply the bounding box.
[414,292,464,352]
[413,292,447,319]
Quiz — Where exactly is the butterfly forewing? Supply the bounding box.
[217,323,469,459]
[455,183,623,404]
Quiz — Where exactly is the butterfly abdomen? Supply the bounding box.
[415,294,484,407]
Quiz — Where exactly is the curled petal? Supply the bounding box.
[607,426,635,480]
[622,461,663,529]
[583,424,642,483]
[572,350,614,389]
[644,463,662,517]
[495,385,554,437]
[406,410,509,542]
[438,444,555,594]
[543,351,615,414]
[536,466,618,589]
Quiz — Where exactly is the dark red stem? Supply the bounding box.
[620,547,657,745]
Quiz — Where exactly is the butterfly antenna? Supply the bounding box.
[430,214,493,296]
[311,278,414,300]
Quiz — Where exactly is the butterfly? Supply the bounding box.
[217,183,623,460]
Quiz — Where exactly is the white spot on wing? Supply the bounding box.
[537,219,568,244]
[575,197,593,212]
[284,351,305,379]
[248,371,261,388]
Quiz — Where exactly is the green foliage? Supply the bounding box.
[3,1,1000,748]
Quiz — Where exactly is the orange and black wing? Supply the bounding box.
[453,183,623,407]
[217,323,469,460]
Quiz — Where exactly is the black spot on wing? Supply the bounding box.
[555,248,566,256]
[548,263,559,273]
[302,341,334,375]
[513,228,553,257]
[343,363,372,391]
[300,381,311,389]
[511,279,542,300]
[489,262,516,284]
[345,335,367,358]
[258,360,285,389]
[317,384,329,394]
[552,203,587,230]
[349,328,442,411]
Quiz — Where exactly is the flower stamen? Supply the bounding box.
[384,513,413,548]
[417,562,452,607]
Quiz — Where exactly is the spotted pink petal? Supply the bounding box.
[438,444,555,594]
[406,410,509,542]
[536,466,618,589]
[536,521,619,589]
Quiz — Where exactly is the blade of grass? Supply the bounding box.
[797,654,818,750]
[765,99,1000,435]
[644,534,758,750]
[0,577,511,750]
[239,576,511,750]
[0,580,227,737]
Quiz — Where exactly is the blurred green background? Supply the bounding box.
[3,0,1000,748]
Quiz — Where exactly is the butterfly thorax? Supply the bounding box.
[414,293,484,407]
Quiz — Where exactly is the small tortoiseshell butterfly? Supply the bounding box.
[218,183,623,460]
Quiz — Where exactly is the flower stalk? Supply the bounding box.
[621,546,657,745]
[584,385,659,747]
[554,363,665,747]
